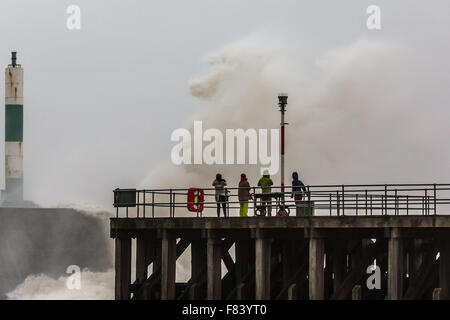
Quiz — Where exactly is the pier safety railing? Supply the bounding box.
[113,184,450,218]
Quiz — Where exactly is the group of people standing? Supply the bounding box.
[212,170,306,217]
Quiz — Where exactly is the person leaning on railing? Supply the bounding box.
[238,173,252,217]
[258,170,274,216]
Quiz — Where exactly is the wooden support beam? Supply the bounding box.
[235,239,252,286]
[207,235,222,300]
[135,236,155,300]
[309,237,325,300]
[136,237,152,284]
[331,240,384,300]
[255,232,272,300]
[439,238,450,299]
[153,240,161,274]
[134,237,193,299]
[115,237,131,300]
[332,240,347,293]
[176,238,191,258]
[236,283,246,300]
[282,241,297,292]
[324,247,333,299]
[161,231,176,300]
[388,228,404,300]
[275,258,308,300]
[403,243,439,299]
[410,239,424,281]
[191,238,206,281]
[222,249,235,273]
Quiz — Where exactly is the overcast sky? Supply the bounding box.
[0,1,449,209]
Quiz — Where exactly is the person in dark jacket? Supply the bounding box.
[291,171,307,216]
[238,173,251,217]
[212,173,227,217]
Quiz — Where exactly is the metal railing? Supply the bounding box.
[113,184,450,218]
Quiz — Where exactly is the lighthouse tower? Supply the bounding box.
[3,51,24,202]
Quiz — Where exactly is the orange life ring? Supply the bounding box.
[187,188,204,212]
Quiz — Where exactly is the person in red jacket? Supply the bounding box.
[238,173,251,217]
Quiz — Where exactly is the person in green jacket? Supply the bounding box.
[258,170,273,216]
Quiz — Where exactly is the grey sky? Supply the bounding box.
[0,0,449,208]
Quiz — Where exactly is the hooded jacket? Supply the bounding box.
[258,175,273,194]
[292,172,306,196]
[238,178,251,201]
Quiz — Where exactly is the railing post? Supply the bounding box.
[394,189,398,216]
[406,195,409,215]
[253,187,256,216]
[329,193,332,216]
[307,186,311,213]
[365,190,368,216]
[336,191,340,216]
[370,195,373,215]
[422,194,425,216]
[143,191,146,218]
[173,192,176,217]
[385,184,388,215]
[434,184,437,215]
[342,185,345,216]
[169,189,173,217]
[137,191,139,218]
[356,194,358,216]
[152,192,155,218]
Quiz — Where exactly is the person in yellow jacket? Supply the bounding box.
[257,170,273,216]
[238,173,251,217]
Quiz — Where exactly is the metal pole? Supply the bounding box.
[278,94,288,205]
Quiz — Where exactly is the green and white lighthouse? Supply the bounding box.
[3,51,24,202]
